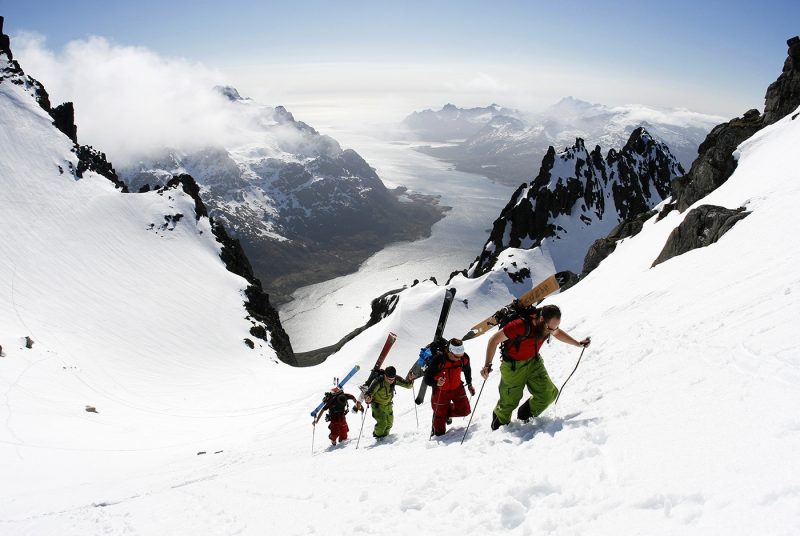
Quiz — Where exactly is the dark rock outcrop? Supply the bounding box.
[581,209,656,276]
[76,145,128,191]
[164,174,208,220]
[1,24,127,192]
[50,102,77,143]
[668,109,762,213]
[651,205,749,267]
[293,287,402,366]
[763,36,800,126]
[666,36,800,215]
[211,211,295,365]
[0,16,12,61]
[154,174,294,364]
[470,127,683,277]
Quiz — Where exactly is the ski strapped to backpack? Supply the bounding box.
[461,274,560,341]
[407,288,456,405]
[358,332,398,401]
[310,364,361,417]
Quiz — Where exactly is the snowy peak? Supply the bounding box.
[119,92,442,304]
[403,102,521,141]
[470,129,683,277]
[214,85,249,102]
[415,97,722,185]
[546,96,603,117]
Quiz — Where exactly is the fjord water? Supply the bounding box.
[279,127,516,352]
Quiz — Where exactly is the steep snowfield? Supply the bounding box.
[2,64,799,535]
[0,63,296,518]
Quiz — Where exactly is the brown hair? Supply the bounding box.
[540,304,562,322]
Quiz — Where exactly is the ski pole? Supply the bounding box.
[555,343,588,405]
[411,383,419,429]
[430,385,444,440]
[311,422,316,455]
[461,377,487,445]
[356,405,369,449]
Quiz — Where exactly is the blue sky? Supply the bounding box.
[2,0,798,121]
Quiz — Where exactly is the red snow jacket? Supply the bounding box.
[501,317,546,361]
[424,352,472,391]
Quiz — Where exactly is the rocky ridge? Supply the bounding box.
[412,98,721,186]
[468,127,684,278]
[0,16,126,192]
[582,35,800,276]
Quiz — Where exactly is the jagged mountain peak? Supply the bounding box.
[214,85,249,102]
[470,129,683,277]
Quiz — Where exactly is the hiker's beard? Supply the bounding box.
[533,319,548,340]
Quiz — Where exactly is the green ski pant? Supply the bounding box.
[371,402,394,438]
[493,357,558,425]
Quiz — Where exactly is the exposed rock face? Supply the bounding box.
[0,17,11,61]
[763,36,800,126]
[575,36,799,278]
[668,109,763,213]
[0,23,127,192]
[293,287,401,366]
[667,36,800,214]
[469,127,683,277]
[160,175,295,365]
[651,205,749,268]
[582,209,656,277]
[75,145,127,191]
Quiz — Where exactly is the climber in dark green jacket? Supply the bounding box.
[363,366,413,439]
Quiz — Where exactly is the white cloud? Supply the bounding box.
[12,33,252,165]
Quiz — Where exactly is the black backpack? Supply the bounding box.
[324,392,349,419]
[497,303,540,356]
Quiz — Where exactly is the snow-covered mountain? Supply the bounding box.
[402,102,522,141]
[412,97,724,186]
[468,127,684,277]
[120,87,445,304]
[3,14,800,535]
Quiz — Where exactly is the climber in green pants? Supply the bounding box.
[481,304,591,430]
[364,366,413,439]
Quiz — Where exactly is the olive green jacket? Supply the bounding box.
[367,375,413,406]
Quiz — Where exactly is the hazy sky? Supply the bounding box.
[3,0,798,130]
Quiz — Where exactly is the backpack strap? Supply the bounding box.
[509,314,532,351]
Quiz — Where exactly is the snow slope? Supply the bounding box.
[2,71,798,534]
[0,53,299,518]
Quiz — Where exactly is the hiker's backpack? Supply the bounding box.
[324,392,349,420]
[497,302,541,357]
